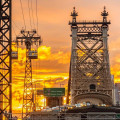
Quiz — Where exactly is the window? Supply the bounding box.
[90,84,96,90]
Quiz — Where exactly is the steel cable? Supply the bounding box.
[36,0,39,32]
[28,0,32,30]
[20,0,26,29]
[31,0,36,29]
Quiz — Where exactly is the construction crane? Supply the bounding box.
[16,29,42,116]
[0,0,12,120]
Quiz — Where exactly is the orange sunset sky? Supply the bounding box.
[11,0,120,112]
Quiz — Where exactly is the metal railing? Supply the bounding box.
[4,112,120,120]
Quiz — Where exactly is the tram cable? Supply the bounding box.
[31,0,36,29]
[36,0,39,32]
[20,0,26,29]
[28,0,32,29]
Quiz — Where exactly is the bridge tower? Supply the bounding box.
[69,7,113,105]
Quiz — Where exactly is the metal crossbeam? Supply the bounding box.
[69,21,111,25]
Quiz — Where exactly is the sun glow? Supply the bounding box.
[12,45,69,113]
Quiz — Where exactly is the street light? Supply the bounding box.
[44,81,48,108]
[32,81,41,111]
[59,84,64,112]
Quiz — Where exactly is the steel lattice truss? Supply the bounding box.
[69,7,113,105]
[0,0,12,119]
[16,30,41,114]
[24,49,32,113]
[76,35,109,88]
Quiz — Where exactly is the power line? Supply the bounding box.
[20,0,26,29]
[12,25,17,40]
[31,0,36,29]
[28,0,32,29]
[12,20,21,31]
[36,0,39,32]
[12,23,17,36]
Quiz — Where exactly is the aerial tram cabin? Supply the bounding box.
[11,51,18,59]
[28,50,38,59]
[11,41,18,59]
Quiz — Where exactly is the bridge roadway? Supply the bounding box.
[27,112,119,120]
[10,106,120,119]
[27,105,120,120]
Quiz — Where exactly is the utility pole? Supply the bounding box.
[16,30,42,116]
[0,0,12,120]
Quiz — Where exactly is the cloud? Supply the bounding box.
[11,0,120,113]
[12,45,70,112]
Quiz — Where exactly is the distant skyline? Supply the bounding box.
[11,0,120,112]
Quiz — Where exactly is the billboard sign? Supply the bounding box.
[43,88,65,97]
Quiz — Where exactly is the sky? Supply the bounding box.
[11,0,120,112]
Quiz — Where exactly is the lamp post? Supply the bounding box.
[32,81,39,111]
[59,84,64,112]
[43,78,51,108]
[44,81,48,108]
[33,82,36,112]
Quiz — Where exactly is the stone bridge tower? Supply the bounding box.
[69,7,113,105]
